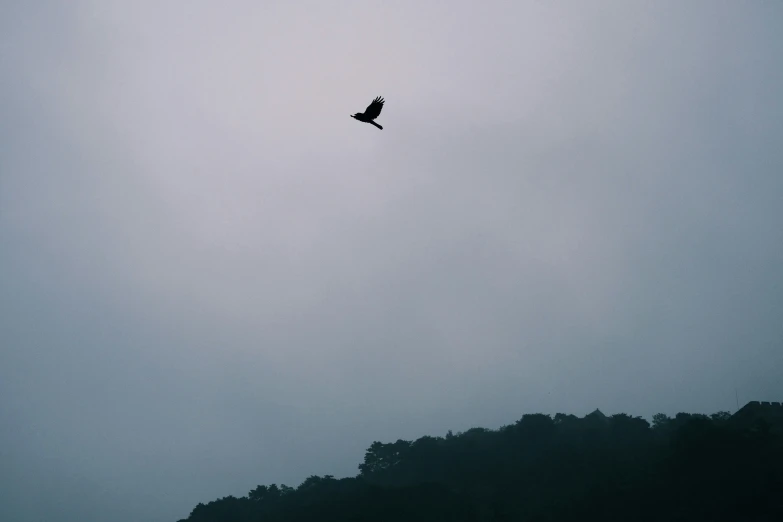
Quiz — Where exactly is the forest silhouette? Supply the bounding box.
[176,404,782,521]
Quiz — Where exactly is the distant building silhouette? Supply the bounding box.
[585,408,608,421]
[730,401,783,432]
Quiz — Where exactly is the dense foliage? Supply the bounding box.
[177,409,783,521]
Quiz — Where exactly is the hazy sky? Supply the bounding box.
[1,1,782,521]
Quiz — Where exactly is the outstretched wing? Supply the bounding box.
[363,96,384,120]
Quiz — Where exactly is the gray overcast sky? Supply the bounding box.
[1,1,782,521]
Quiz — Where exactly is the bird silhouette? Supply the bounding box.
[351,96,385,130]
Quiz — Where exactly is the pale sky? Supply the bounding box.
[1,1,782,521]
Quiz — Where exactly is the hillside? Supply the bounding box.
[177,405,783,522]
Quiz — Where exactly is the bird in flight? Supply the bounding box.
[351,96,385,130]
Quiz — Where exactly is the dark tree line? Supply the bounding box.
[177,409,783,522]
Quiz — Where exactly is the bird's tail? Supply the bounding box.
[370,121,383,130]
